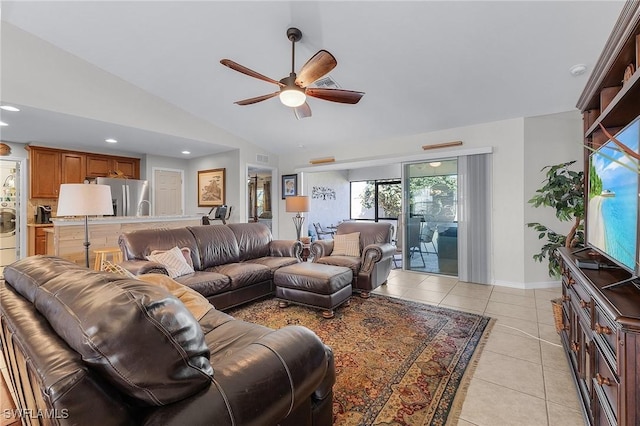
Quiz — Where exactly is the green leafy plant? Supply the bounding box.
[527,161,585,277]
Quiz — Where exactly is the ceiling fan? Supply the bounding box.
[220,27,364,119]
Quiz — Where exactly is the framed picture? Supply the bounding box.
[281,174,297,199]
[198,168,226,207]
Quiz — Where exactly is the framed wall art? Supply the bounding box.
[198,168,226,207]
[281,174,297,199]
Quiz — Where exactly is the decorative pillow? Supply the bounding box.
[331,232,361,257]
[150,247,194,268]
[146,246,195,278]
[101,259,138,279]
[138,274,213,321]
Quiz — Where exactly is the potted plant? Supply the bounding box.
[527,161,585,277]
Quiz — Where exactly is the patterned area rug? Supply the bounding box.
[228,294,494,426]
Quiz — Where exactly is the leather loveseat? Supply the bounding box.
[1,256,335,426]
[311,221,395,297]
[118,223,302,310]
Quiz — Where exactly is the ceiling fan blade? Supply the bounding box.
[295,50,337,87]
[294,102,312,120]
[234,92,280,106]
[220,59,283,86]
[306,88,364,104]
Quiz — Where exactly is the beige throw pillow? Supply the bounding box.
[147,246,195,278]
[138,274,213,321]
[331,232,361,257]
[151,247,194,268]
[101,260,137,279]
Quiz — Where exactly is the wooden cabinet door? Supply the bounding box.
[61,152,86,184]
[30,148,60,198]
[86,154,112,178]
[35,228,47,255]
[113,157,140,179]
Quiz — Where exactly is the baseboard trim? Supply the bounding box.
[493,279,561,290]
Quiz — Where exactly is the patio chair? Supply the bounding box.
[313,222,335,240]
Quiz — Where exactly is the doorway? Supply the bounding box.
[402,159,458,276]
[247,166,275,232]
[0,159,20,278]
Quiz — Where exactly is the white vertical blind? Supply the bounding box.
[458,154,492,284]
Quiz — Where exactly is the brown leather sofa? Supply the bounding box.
[311,221,395,297]
[118,223,302,310]
[1,256,335,426]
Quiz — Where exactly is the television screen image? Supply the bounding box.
[587,117,640,273]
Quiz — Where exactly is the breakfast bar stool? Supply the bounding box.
[94,247,124,271]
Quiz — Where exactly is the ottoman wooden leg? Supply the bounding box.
[322,310,335,319]
[359,291,370,299]
[278,300,289,308]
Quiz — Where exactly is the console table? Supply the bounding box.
[558,248,640,426]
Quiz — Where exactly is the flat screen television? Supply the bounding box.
[586,115,640,288]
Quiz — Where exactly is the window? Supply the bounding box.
[350,179,401,221]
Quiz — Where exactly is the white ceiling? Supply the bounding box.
[0,1,625,158]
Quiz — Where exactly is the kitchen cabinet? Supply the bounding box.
[27,224,52,256]
[28,147,61,198]
[28,146,140,198]
[86,154,139,179]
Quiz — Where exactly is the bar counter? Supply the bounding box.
[48,215,202,266]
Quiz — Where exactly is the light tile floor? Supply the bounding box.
[373,269,587,426]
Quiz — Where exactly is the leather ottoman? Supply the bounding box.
[274,263,353,318]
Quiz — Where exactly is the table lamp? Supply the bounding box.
[56,184,113,268]
[285,195,309,241]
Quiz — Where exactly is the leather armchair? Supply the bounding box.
[311,221,395,297]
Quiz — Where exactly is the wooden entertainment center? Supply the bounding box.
[566,2,640,425]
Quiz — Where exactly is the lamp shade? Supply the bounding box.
[279,88,306,107]
[285,195,310,213]
[56,184,114,216]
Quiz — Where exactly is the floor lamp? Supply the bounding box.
[285,195,309,241]
[56,184,113,268]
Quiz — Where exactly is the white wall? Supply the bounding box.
[302,171,350,239]
[188,150,241,222]
[522,110,584,287]
[279,112,583,289]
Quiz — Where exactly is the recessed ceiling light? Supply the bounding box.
[0,105,20,112]
[181,150,191,155]
[429,161,442,167]
[569,64,587,76]
[105,138,118,143]
[0,121,8,127]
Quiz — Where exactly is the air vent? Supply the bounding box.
[256,154,269,164]
[312,76,340,89]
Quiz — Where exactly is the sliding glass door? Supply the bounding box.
[402,159,458,275]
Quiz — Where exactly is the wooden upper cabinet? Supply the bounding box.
[61,152,86,184]
[29,147,61,198]
[85,154,112,178]
[86,154,140,179]
[113,157,139,179]
[28,146,141,198]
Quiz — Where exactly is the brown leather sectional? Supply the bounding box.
[118,223,302,310]
[1,256,335,425]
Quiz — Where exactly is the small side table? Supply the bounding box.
[301,244,311,262]
[94,247,124,271]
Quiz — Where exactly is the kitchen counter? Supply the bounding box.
[51,215,202,226]
[47,215,203,266]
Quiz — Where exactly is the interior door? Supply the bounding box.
[402,159,458,275]
[154,169,183,216]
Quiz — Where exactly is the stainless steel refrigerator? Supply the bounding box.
[95,177,150,216]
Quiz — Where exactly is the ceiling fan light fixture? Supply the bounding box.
[279,87,306,107]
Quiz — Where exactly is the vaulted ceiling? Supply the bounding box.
[0,1,624,158]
